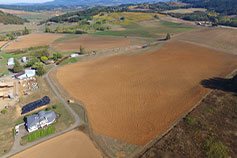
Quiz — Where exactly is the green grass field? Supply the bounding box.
[92,20,194,38]
[59,57,78,66]
[53,34,80,43]
[21,126,55,144]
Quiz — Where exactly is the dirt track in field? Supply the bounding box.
[5,33,63,50]
[53,35,131,52]
[11,130,102,158]
[56,40,237,145]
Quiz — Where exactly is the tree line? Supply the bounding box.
[179,0,237,15]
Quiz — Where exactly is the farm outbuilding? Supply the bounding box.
[7,58,15,66]
[21,57,28,63]
[15,69,36,80]
[70,54,79,58]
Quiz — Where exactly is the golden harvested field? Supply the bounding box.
[11,130,102,158]
[5,33,63,50]
[175,27,237,54]
[56,41,237,145]
[53,35,130,52]
[0,41,6,48]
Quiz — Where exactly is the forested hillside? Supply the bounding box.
[179,0,237,15]
[0,10,27,24]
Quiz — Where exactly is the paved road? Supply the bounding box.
[0,66,81,158]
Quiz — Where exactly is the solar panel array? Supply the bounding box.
[21,96,50,115]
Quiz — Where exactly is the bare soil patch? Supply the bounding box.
[141,89,237,158]
[11,130,102,158]
[53,35,131,52]
[55,41,237,145]
[0,41,7,48]
[5,33,63,50]
[174,27,237,54]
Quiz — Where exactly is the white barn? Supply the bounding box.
[15,70,36,80]
[7,58,15,66]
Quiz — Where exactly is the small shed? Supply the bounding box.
[70,54,79,58]
[8,93,14,99]
[7,58,15,66]
[68,99,75,103]
[21,57,28,63]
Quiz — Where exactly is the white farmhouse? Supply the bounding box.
[15,70,36,80]
[7,58,15,66]
[26,111,56,133]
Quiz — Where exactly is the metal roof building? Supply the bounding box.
[7,58,15,66]
[26,110,56,133]
[15,69,36,80]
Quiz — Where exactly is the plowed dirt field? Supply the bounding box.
[56,41,237,145]
[5,33,63,50]
[53,35,130,52]
[11,130,102,158]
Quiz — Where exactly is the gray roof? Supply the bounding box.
[26,111,56,129]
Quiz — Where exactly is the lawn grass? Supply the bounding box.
[0,49,28,67]
[1,53,26,60]
[21,126,55,144]
[59,57,78,66]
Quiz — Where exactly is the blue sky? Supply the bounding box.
[0,0,53,4]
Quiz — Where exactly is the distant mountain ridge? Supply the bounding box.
[14,0,170,6]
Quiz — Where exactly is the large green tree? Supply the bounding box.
[13,59,24,73]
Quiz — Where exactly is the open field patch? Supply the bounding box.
[141,86,237,158]
[0,23,37,36]
[93,20,194,38]
[94,12,158,26]
[174,27,237,54]
[0,8,37,15]
[5,33,63,50]
[12,130,102,158]
[55,41,237,145]
[163,8,206,14]
[53,35,131,52]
